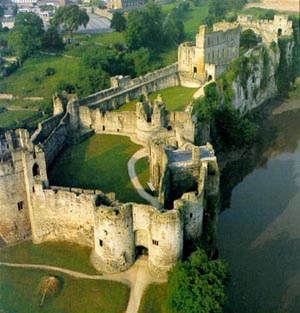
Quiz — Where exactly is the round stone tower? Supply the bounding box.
[91,203,135,273]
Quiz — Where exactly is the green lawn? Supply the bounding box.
[0,240,97,274]
[184,3,209,40]
[0,54,82,97]
[74,32,125,46]
[48,134,147,203]
[116,86,197,112]
[0,267,129,313]
[0,110,39,129]
[138,283,169,313]
[135,156,156,196]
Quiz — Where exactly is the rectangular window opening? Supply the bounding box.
[17,201,24,211]
[152,239,159,246]
[99,239,103,247]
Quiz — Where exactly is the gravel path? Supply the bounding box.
[127,148,159,208]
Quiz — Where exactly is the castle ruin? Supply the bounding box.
[0,14,292,276]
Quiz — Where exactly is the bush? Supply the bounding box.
[56,80,76,93]
[45,67,56,76]
[240,29,260,49]
[167,248,229,313]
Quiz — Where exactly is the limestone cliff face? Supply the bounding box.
[230,42,294,112]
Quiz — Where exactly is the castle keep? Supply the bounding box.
[0,15,292,276]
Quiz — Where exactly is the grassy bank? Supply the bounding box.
[0,266,129,313]
[48,134,146,203]
[0,241,96,274]
[138,283,168,313]
[0,54,82,98]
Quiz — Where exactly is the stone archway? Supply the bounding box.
[32,163,40,177]
[134,229,149,259]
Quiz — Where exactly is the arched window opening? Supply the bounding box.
[32,163,40,177]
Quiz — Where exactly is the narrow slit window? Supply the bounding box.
[17,201,24,211]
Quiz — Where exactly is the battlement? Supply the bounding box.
[79,63,179,110]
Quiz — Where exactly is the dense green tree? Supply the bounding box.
[130,47,150,76]
[167,248,229,313]
[125,4,164,51]
[163,10,185,46]
[240,29,260,49]
[110,12,127,32]
[51,4,89,38]
[75,66,109,97]
[0,6,4,18]
[42,26,64,52]
[8,12,44,64]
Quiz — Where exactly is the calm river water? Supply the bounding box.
[218,100,300,313]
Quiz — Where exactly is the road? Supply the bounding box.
[76,14,111,34]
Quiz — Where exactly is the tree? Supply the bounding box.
[51,4,89,38]
[42,26,64,52]
[37,275,62,306]
[111,12,127,32]
[125,4,164,51]
[167,248,229,313]
[8,12,44,64]
[240,29,260,49]
[130,47,150,76]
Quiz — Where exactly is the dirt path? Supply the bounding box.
[0,256,165,313]
[245,0,299,13]
[128,148,159,208]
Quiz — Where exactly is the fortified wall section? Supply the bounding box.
[213,15,293,44]
[0,130,48,244]
[91,201,183,277]
[31,94,81,166]
[79,63,179,111]
[29,185,102,247]
[178,14,293,88]
[79,95,196,145]
[178,25,240,87]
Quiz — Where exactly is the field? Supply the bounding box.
[48,134,147,203]
[245,0,299,13]
[0,241,97,274]
[0,266,129,313]
[0,110,40,129]
[0,55,82,98]
[116,86,197,112]
[138,283,169,313]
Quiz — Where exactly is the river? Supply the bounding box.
[218,97,300,313]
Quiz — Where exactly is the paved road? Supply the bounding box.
[128,148,159,208]
[0,257,166,313]
[77,14,111,34]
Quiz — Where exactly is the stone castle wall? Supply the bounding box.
[29,185,99,247]
[79,63,179,110]
[0,151,31,243]
[178,14,293,87]
[178,25,240,87]
[91,201,183,276]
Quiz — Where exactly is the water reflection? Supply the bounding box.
[218,105,300,313]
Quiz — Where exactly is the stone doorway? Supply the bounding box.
[136,246,149,256]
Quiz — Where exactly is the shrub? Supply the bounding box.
[45,67,56,76]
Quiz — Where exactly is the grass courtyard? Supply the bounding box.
[116,86,197,112]
[0,266,129,313]
[48,134,147,203]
